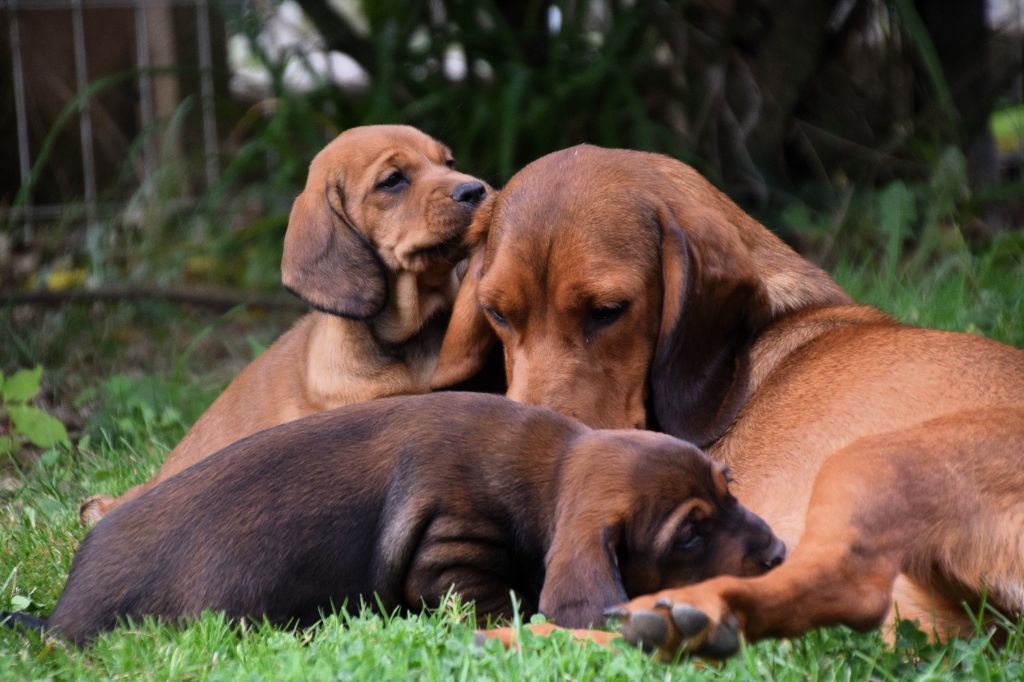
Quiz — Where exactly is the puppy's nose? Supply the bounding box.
[762,538,786,570]
[451,181,486,206]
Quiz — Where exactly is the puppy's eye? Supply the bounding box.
[376,170,408,192]
[444,158,456,169]
[672,524,705,553]
[587,302,629,328]
[483,306,508,327]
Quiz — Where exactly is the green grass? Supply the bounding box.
[992,104,1024,155]
[1,227,1023,679]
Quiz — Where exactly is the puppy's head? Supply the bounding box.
[540,431,784,627]
[612,433,785,594]
[433,145,847,443]
[282,125,488,319]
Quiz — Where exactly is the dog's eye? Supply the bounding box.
[672,524,705,553]
[587,302,629,328]
[376,171,408,192]
[444,158,456,169]
[483,306,509,327]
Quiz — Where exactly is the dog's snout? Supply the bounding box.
[452,181,486,206]
[762,538,786,570]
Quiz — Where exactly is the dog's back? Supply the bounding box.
[51,404,396,642]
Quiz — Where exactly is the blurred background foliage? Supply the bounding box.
[0,0,1021,295]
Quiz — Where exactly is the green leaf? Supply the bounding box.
[159,406,182,427]
[8,405,70,449]
[36,448,61,469]
[9,595,31,611]
[23,506,36,530]
[0,435,17,456]
[2,366,42,403]
[73,386,97,409]
[877,182,916,275]
[35,496,65,518]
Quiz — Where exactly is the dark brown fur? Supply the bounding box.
[30,393,781,645]
[433,145,1024,656]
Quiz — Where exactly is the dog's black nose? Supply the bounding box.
[452,181,486,206]
[762,538,786,570]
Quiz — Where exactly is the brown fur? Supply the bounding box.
[26,393,782,645]
[80,125,487,525]
[433,145,1024,655]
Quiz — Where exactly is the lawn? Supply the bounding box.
[1,219,1023,679]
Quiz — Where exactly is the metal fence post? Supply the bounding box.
[8,0,33,234]
[71,0,98,228]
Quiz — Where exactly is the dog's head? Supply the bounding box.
[433,145,848,444]
[540,430,785,627]
[282,125,488,319]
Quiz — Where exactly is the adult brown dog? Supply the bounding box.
[79,125,487,525]
[433,145,1024,657]
[4,393,783,645]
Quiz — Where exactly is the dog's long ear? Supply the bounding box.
[649,202,771,448]
[538,514,627,628]
[430,194,498,388]
[281,187,387,319]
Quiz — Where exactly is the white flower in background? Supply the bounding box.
[229,0,369,98]
[443,44,466,82]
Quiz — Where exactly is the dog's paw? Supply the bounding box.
[606,590,740,661]
[78,495,112,527]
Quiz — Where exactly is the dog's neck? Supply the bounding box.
[300,269,459,409]
[371,269,459,346]
[728,220,877,409]
[704,303,896,467]
[746,304,897,397]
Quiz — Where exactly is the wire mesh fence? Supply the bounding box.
[2,0,247,233]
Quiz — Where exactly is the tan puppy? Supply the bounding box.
[80,125,487,524]
[434,145,1024,656]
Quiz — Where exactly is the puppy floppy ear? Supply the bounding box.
[538,514,628,628]
[649,202,771,448]
[431,194,498,388]
[281,187,388,319]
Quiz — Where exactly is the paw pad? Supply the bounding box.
[618,609,668,650]
[699,614,740,658]
[670,603,710,636]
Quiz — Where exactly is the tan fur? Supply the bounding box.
[625,408,1024,656]
[434,144,1024,654]
[80,125,487,525]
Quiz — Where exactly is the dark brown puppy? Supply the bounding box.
[15,393,782,645]
[433,145,1024,657]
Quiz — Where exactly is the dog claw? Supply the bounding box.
[653,597,673,609]
[620,610,668,650]
[603,606,630,620]
[670,604,710,637]
[698,615,740,659]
